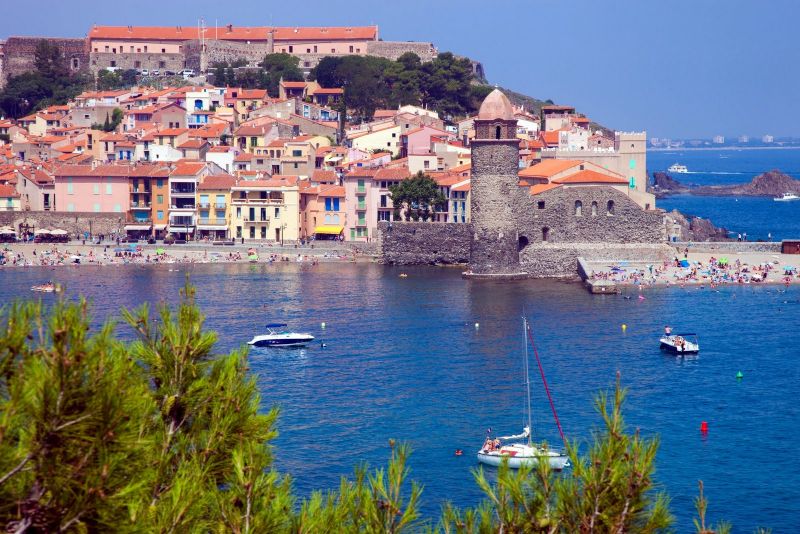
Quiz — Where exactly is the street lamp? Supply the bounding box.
[280,223,286,246]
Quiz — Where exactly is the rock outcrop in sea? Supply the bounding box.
[650,169,800,198]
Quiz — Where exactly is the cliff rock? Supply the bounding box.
[692,170,800,196]
[665,209,731,242]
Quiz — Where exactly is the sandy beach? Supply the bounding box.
[585,250,800,287]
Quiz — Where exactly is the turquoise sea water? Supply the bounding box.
[649,148,800,240]
[1,262,798,532]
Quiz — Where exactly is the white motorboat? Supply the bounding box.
[659,333,699,354]
[667,163,689,174]
[247,323,315,348]
[774,193,799,202]
[477,317,570,471]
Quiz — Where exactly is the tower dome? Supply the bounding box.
[477,89,515,121]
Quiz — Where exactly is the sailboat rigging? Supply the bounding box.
[476,317,570,470]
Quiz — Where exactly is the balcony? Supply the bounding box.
[130,187,151,194]
[131,201,152,209]
[197,218,227,226]
[198,202,211,209]
[170,186,196,195]
[214,202,226,209]
[231,198,283,205]
[170,204,196,210]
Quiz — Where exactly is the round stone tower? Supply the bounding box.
[469,89,521,275]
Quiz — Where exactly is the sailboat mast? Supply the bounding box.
[523,317,533,445]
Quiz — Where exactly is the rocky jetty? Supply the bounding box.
[650,169,800,197]
[665,209,731,242]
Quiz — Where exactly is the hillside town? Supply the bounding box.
[0,24,651,246]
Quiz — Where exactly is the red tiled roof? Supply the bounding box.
[171,162,207,176]
[177,139,208,149]
[529,183,562,195]
[90,25,377,42]
[312,170,337,183]
[518,159,583,179]
[552,169,627,184]
[198,174,236,190]
[156,128,189,137]
[374,167,410,181]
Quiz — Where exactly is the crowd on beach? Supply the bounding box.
[0,243,358,268]
[590,254,798,287]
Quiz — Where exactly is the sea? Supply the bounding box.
[648,148,800,241]
[1,262,798,533]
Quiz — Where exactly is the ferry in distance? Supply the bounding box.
[774,193,799,202]
[667,163,689,174]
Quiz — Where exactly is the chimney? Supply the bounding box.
[227,24,233,33]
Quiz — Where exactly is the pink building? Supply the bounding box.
[54,164,131,214]
[342,166,409,241]
[401,125,451,157]
[299,183,346,240]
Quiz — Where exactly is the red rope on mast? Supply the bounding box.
[526,323,566,445]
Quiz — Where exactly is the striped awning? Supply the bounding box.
[314,225,344,235]
[124,224,152,231]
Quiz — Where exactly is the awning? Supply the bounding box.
[169,209,195,215]
[124,224,152,231]
[314,225,344,235]
[196,225,228,231]
[153,224,168,230]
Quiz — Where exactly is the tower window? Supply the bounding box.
[575,200,582,216]
[542,227,549,242]
[591,201,598,216]
[518,235,529,251]
[607,200,615,216]
[537,200,545,209]
[495,126,501,139]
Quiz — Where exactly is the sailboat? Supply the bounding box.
[477,317,570,470]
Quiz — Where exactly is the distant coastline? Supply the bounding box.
[648,146,800,152]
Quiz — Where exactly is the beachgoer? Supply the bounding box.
[665,325,672,336]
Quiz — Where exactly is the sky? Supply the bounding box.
[2,0,798,139]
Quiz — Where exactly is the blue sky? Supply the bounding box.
[3,0,798,138]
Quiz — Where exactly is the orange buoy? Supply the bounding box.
[454,449,463,456]
[700,421,709,433]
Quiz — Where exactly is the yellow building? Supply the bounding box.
[196,174,236,240]
[349,125,402,156]
[229,175,300,243]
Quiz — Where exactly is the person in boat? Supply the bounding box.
[493,438,501,450]
[675,336,685,350]
[483,437,493,452]
[664,325,672,337]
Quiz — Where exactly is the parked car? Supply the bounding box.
[151,69,160,76]
[104,66,120,73]
[139,68,149,76]
[164,70,176,76]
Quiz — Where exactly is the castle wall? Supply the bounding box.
[378,221,470,265]
[89,52,185,73]
[365,41,438,62]
[0,37,88,87]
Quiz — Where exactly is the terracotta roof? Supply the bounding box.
[452,181,471,192]
[89,25,377,43]
[310,87,343,95]
[317,184,345,197]
[235,89,268,99]
[541,105,576,111]
[233,176,299,188]
[171,162,207,176]
[374,167,410,181]
[177,139,208,149]
[208,146,233,153]
[281,81,308,89]
[518,159,583,179]
[234,124,272,137]
[198,174,236,190]
[529,183,562,195]
[541,130,562,145]
[552,169,627,184]
[234,153,254,162]
[156,128,189,136]
[0,184,19,198]
[312,170,337,183]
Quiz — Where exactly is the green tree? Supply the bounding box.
[388,171,446,221]
[260,53,303,97]
[97,69,122,90]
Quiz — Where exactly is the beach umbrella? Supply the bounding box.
[156,248,165,254]
[34,229,51,235]
[50,229,68,235]
[0,227,15,234]
[248,254,259,261]
[718,257,729,265]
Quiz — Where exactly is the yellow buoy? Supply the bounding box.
[621,324,627,332]
[321,322,326,329]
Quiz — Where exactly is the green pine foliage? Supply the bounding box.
[0,286,752,532]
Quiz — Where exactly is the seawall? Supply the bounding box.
[378,221,470,265]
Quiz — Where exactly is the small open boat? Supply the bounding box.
[660,333,699,354]
[247,323,314,348]
[31,283,61,293]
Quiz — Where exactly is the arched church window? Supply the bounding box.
[607,200,615,216]
[542,227,549,242]
[591,201,598,216]
[495,126,501,139]
[575,200,582,216]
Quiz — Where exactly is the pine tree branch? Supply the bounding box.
[0,454,32,486]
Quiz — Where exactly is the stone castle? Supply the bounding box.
[0,24,483,88]
[381,89,668,278]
